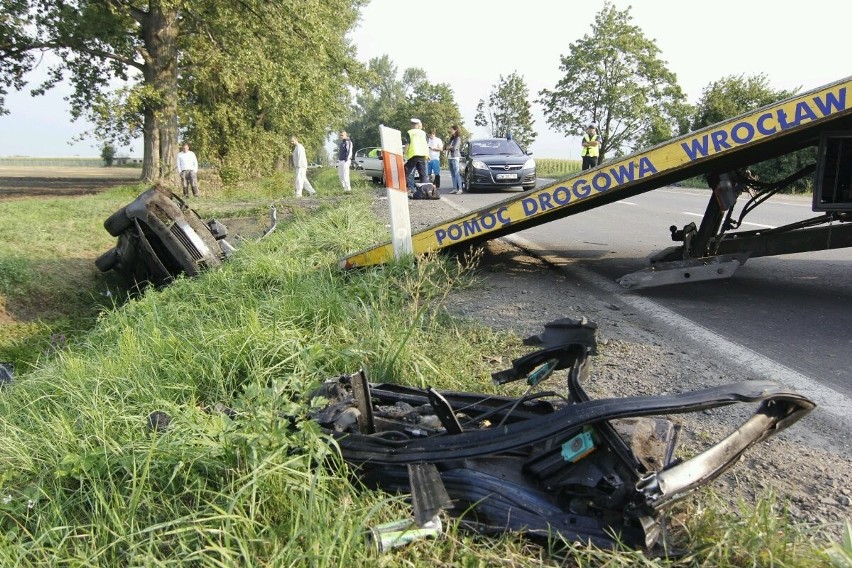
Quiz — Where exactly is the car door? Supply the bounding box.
[353,148,369,171]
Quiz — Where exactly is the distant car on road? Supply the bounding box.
[462,138,536,191]
[353,146,424,185]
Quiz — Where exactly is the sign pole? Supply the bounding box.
[379,124,413,258]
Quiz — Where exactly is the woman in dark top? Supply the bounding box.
[446,125,463,194]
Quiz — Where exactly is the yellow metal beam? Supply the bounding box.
[341,76,852,269]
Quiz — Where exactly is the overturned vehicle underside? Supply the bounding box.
[96,188,234,288]
[310,318,815,550]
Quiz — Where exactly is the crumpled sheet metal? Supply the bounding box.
[310,318,815,550]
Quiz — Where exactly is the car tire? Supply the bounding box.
[371,177,381,183]
[104,207,132,236]
[463,170,473,192]
[95,248,121,272]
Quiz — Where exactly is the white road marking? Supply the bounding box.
[619,201,638,206]
[657,189,709,197]
[440,194,849,424]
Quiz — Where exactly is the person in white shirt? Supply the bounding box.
[290,135,317,197]
[427,128,444,188]
[176,143,199,197]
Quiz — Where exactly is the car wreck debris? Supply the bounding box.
[310,318,815,551]
[96,187,233,288]
[368,514,442,553]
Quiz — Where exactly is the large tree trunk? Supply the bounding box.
[147,2,180,187]
[141,103,159,183]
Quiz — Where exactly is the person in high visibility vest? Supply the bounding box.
[405,118,429,189]
[581,124,600,170]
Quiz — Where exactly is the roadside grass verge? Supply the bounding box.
[0,191,519,565]
[0,169,842,565]
[0,167,365,371]
[537,158,582,179]
[0,183,145,370]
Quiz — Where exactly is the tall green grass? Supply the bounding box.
[0,171,841,566]
[0,191,515,565]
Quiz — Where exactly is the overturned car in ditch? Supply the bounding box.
[310,318,815,551]
[96,188,235,288]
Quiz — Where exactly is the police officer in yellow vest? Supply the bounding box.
[405,118,429,189]
[581,124,600,170]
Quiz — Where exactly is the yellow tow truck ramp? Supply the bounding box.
[341,76,852,286]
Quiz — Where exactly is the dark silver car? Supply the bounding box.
[96,188,233,288]
[462,138,536,191]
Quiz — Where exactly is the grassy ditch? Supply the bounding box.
[0,170,841,566]
[0,182,147,370]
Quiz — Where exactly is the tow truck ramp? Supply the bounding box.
[341,76,852,288]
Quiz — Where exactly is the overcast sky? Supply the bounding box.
[1,0,850,158]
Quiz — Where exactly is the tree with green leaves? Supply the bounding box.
[0,1,363,184]
[692,73,812,191]
[345,55,465,149]
[179,1,363,178]
[474,71,537,149]
[100,142,116,167]
[345,56,408,150]
[690,73,795,130]
[537,2,687,161]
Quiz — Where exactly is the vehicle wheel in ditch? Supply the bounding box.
[103,207,132,236]
[95,248,121,272]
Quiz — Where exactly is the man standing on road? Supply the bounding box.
[177,142,199,197]
[290,135,316,198]
[337,130,354,193]
[404,118,429,189]
[427,128,443,189]
[581,124,600,170]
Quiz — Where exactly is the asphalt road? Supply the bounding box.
[440,177,852,404]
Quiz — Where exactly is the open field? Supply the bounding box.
[0,166,143,199]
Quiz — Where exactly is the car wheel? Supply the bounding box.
[463,170,473,192]
[95,248,121,272]
[104,206,132,236]
[371,177,381,184]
